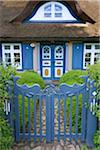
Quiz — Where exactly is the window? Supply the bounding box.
[83,43,100,69]
[55,4,62,17]
[2,43,22,69]
[44,4,51,17]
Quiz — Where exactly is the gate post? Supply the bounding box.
[86,80,97,147]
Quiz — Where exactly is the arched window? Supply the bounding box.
[29,2,79,22]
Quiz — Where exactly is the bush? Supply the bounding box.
[16,70,45,89]
[0,64,16,149]
[0,65,16,102]
[87,62,100,101]
[87,62,100,148]
[59,70,88,85]
[0,117,14,150]
[94,130,100,147]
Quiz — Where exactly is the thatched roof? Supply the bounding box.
[0,0,100,42]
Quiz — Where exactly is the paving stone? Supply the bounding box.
[56,144,63,150]
[67,144,76,150]
[33,146,42,150]
[60,140,65,146]
[76,145,80,150]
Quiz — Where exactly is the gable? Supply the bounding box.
[10,0,95,24]
[28,1,80,23]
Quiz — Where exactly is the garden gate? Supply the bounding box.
[7,76,97,147]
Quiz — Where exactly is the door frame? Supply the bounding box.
[40,43,66,80]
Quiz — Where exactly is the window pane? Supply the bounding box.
[86,45,91,49]
[14,45,20,50]
[94,53,100,64]
[55,4,62,11]
[55,13,62,17]
[85,53,91,67]
[44,13,51,17]
[85,53,91,57]
[44,4,51,11]
[5,53,11,65]
[95,44,100,49]
[14,53,20,67]
[4,45,10,50]
[5,53,11,58]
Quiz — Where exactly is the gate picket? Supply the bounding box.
[22,94,25,140]
[75,93,79,140]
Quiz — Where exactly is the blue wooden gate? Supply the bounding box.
[7,76,97,147]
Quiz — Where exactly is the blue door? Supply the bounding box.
[40,44,65,79]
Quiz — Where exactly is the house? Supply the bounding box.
[0,0,100,80]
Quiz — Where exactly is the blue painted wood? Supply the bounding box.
[12,75,97,146]
[81,90,87,142]
[86,81,97,147]
[22,94,25,140]
[22,44,33,70]
[28,96,31,141]
[72,43,83,69]
[58,94,61,142]
[64,94,67,142]
[69,95,72,142]
[75,94,79,140]
[40,44,65,80]
[33,95,37,142]
[39,95,42,142]
[51,94,54,141]
[15,93,20,142]
[46,95,51,142]
[0,44,2,62]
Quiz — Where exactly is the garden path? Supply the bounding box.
[13,140,82,150]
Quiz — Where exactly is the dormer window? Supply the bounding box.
[44,3,62,18]
[29,1,80,23]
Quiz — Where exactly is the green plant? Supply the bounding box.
[0,117,14,150]
[0,64,16,102]
[94,130,100,146]
[87,62,100,148]
[18,95,35,130]
[59,70,88,85]
[0,64,16,149]
[16,70,45,89]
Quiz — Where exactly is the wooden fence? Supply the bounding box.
[5,76,97,147]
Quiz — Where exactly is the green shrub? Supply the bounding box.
[87,62,100,148]
[87,62,100,101]
[0,65,16,102]
[16,70,45,89]
[0,64,15,149]
[59,70,88,85]
[93,130,100,147]
[0,117,14,150]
